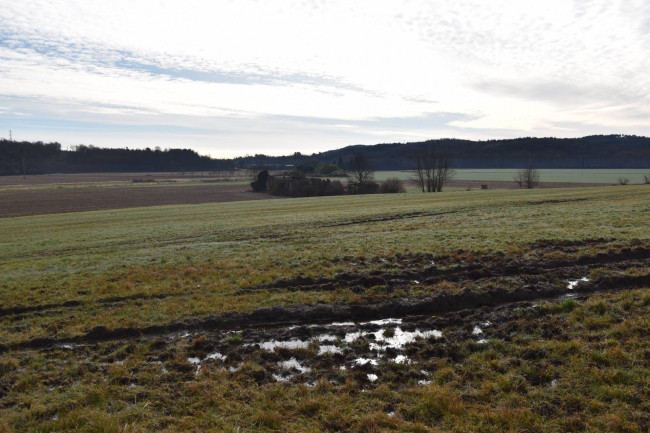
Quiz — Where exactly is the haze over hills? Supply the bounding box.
[1,134,649,176]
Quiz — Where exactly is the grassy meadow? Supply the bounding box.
[1,185,649,432]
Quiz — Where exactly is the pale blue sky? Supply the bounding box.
[1,0,649,157]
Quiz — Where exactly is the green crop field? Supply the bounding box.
[371,169,650,184]
[1,185,649,432]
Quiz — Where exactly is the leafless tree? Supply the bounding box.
[643,174,650,184]
[414,146,452,192]
[514,166,540,189]
[617,176,630,185]
[346,154,374,184]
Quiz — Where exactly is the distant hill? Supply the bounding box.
[311,135,650,170]
[1,135,649,176]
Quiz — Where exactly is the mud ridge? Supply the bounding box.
[526,198,589,205]
[9,273,650,352]
[242,247,650,294]
[0,300,81,318]
[96,292,174,304]
[321,210,459,227]
[1,292,181,321]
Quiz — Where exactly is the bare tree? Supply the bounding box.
[617,176,630,185]
[346,154,374,184]
[414,146,452,192]
[514,166,540,189]
[643,175,650,184]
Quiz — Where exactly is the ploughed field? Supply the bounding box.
[0,183,271,218]
[0,186,648,432]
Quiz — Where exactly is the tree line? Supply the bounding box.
[2,134,649,176]
[0,140,235,175]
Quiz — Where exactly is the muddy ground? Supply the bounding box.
[1,237,648,433]
[25,286,647,392]
[6,240,649,382]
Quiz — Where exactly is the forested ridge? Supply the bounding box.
[2,134,649,175]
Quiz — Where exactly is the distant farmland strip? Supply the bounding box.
[0,184,273,217]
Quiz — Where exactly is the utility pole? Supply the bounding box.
[9,130,12,141]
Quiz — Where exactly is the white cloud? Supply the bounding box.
[0,0,649,153]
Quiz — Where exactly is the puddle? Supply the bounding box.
[567,277,590,289]
[206,352,227,361]
[175,296,584,386]
[359,318,402,326]
[187,357,202,375]
[322,321,355,327]
[344,327,442,351]
[370,328,442,351]
[318,345,342,355]
[257,339,309,351]
[273,358,311,382]
[355,358,379,366]
[279,358,311,374]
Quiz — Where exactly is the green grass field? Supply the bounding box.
[371,169,650,184]
[1,185,648,432]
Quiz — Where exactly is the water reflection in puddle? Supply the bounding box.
[355,358,379,366]
[344,327,442,351]
[187,357,202,375]
[279,358,311,373]
[257,340,309,351]
[207,352,227,361]
[273,358,312,382]
[393,355,409,364]
[360,318,402,326]
[567,277,590,289]
[318,345,342,355]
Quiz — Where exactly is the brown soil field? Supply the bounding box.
[0,173,607,218]
[0,172,249,186]
[0,184,272,218]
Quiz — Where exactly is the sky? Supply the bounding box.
[1,0,649,158]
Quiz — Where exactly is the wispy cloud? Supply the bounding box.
[0,0,649,154]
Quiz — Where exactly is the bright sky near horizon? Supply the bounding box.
[1,0,649,157]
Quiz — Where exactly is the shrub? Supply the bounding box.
[315,163,345,176]
[268,171,345,197]
[380,177,406,193]
[349,182,379,195]
[250,170,269,192]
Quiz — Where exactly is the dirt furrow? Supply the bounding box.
[6,272,649,352]
[243,247,650,293]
